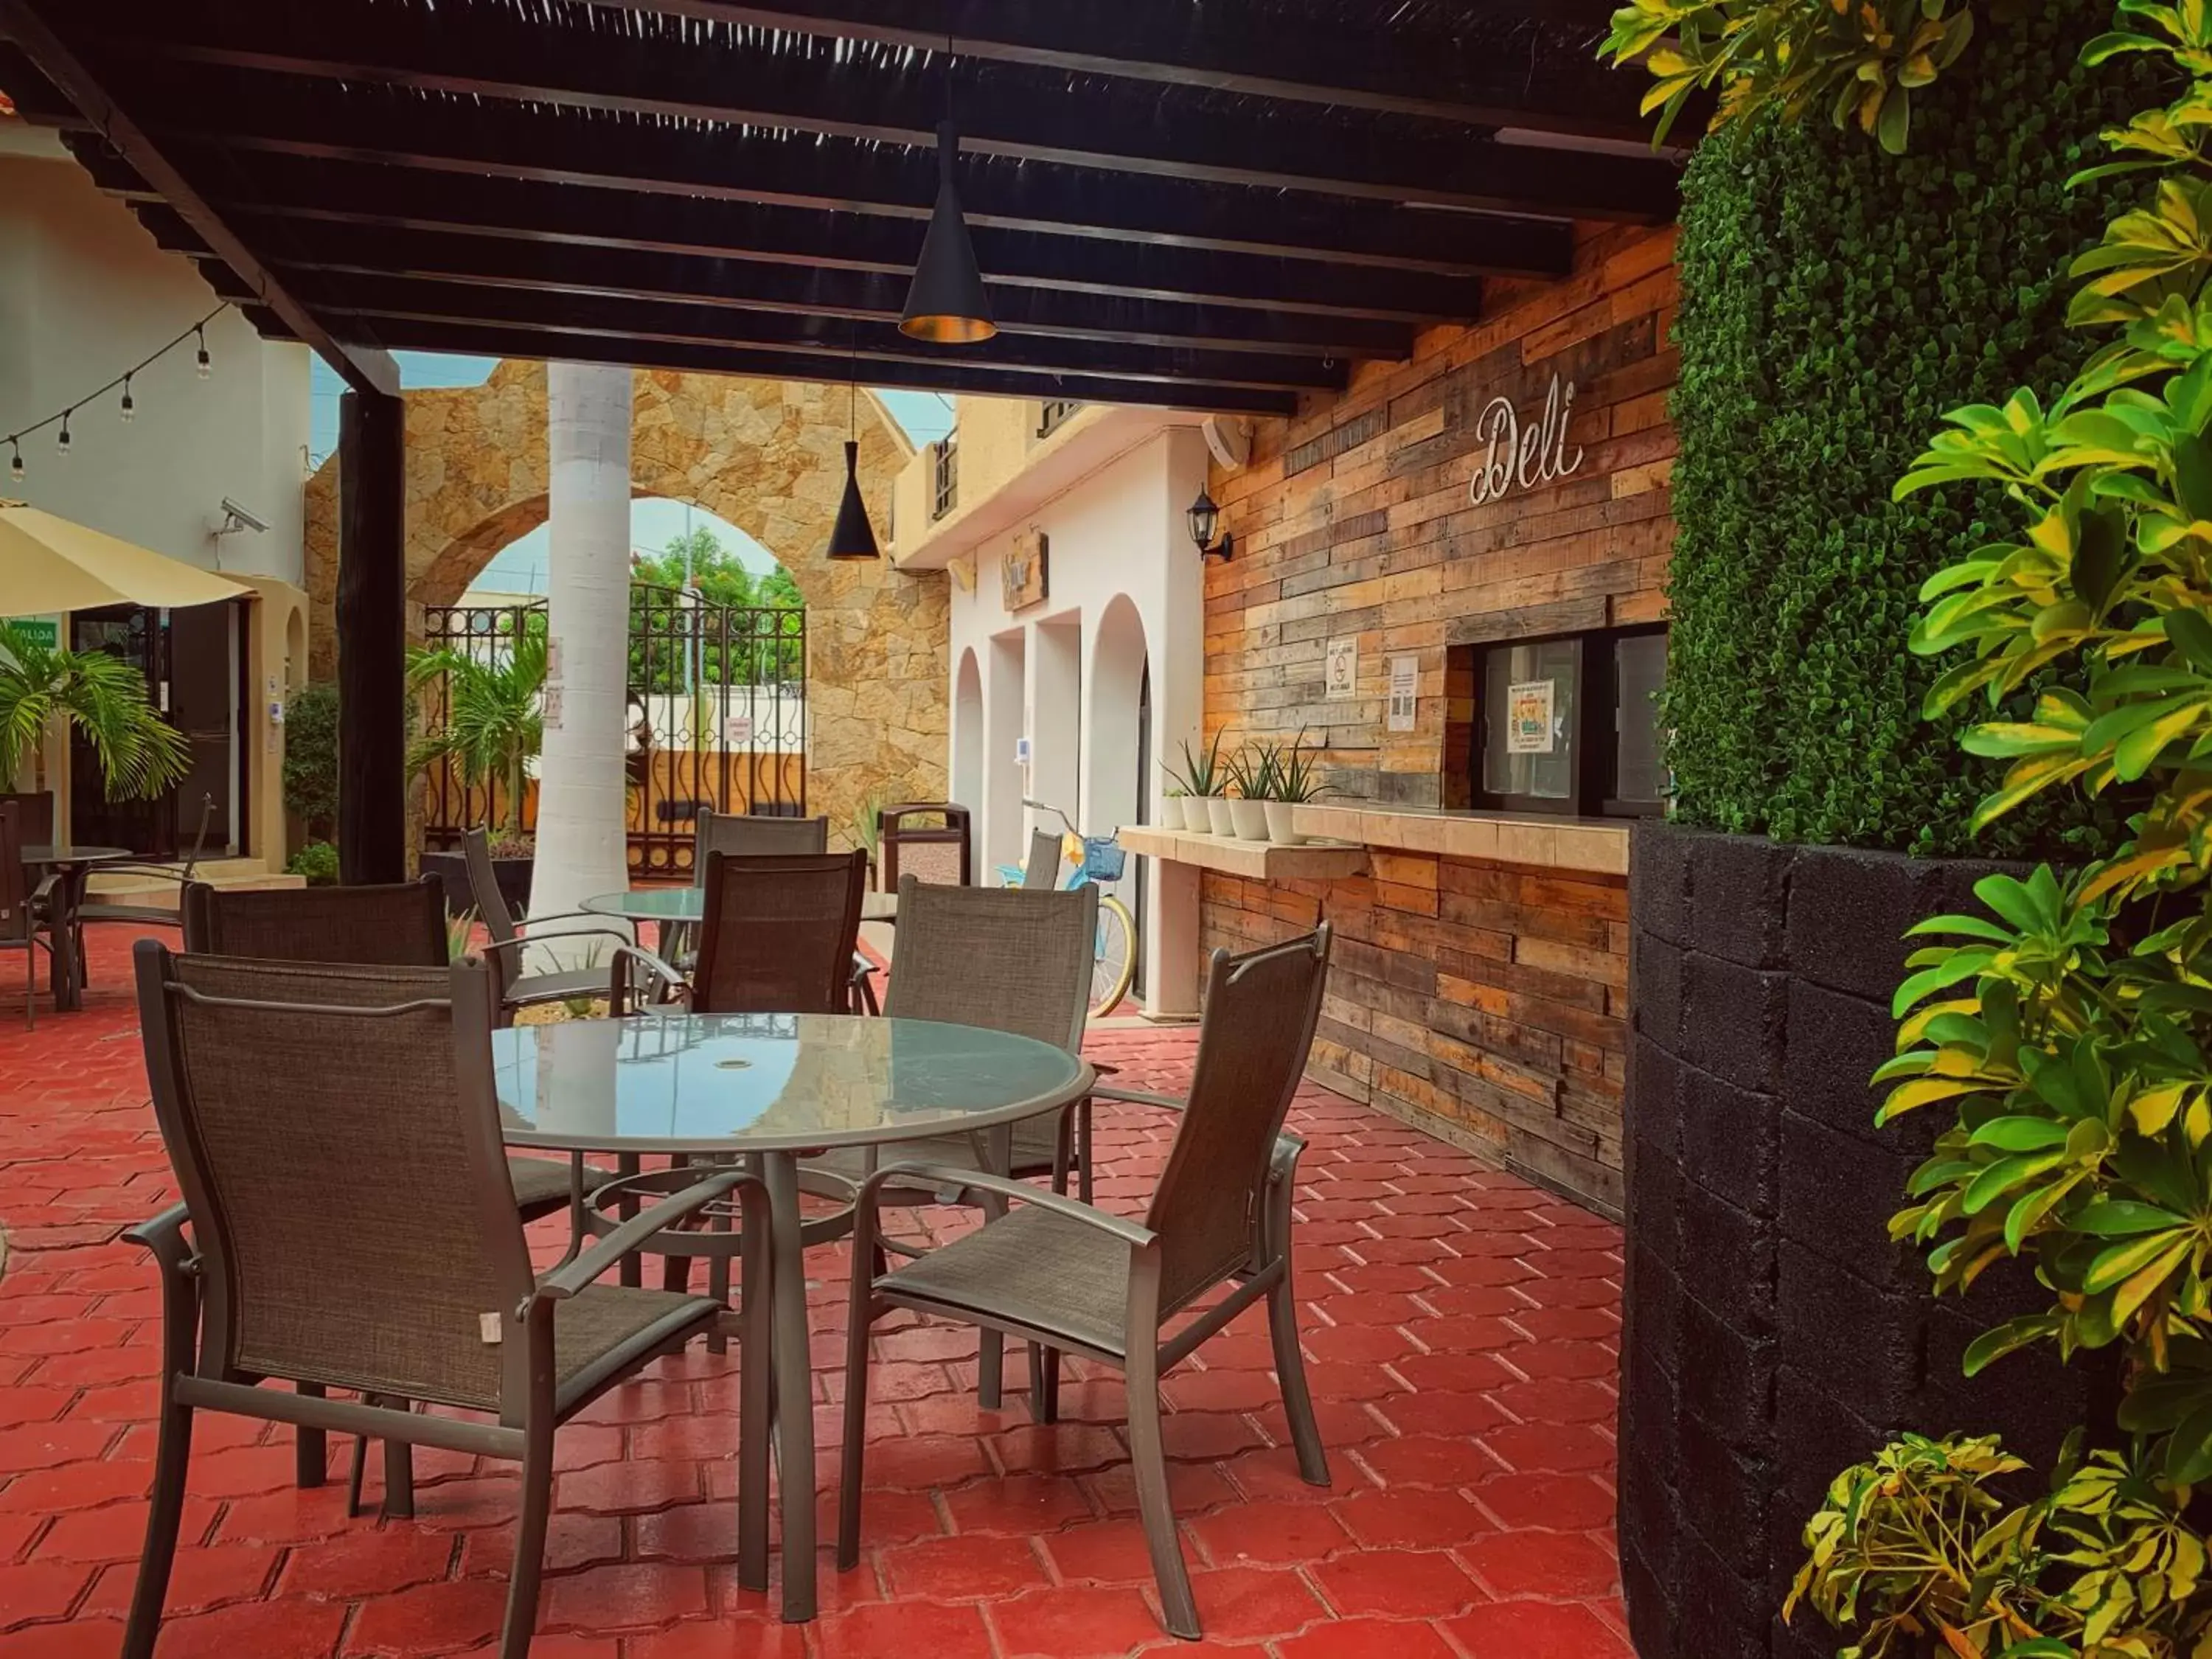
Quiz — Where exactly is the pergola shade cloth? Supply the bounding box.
[1,504,250,615]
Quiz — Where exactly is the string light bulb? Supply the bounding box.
[119,375,135,423]
[195,326,210,379]
[55,411,72,456]
[7,439,21,484]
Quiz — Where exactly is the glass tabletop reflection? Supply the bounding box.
[490,1012,1088,1153]
[582,887,898,925]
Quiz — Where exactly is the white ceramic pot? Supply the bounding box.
[1204,796,1235,836]
[1157,796,1188,831]
[1229,797,1271,841]
[1264,801,1306,845]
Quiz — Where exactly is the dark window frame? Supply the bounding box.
[1462,624,1667,818]
[931,431,960,521]
[1037,399,1081,439]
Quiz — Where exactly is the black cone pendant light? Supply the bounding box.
[901,120,995,344]
[826,439,880,560]
[826,356,880,561]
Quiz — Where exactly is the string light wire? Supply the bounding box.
[1,303,229,469]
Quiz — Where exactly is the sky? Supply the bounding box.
[307,353,955,594]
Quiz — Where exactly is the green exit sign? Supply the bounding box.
[5,620,57,650]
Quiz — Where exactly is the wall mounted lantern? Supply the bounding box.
[1186,486,1233,564]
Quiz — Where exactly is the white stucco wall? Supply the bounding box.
[0,147,311,585]
[946,427,1210,1016]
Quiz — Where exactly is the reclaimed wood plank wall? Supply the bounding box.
[1200,223,1680,1211]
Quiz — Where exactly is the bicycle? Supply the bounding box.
[998,798,1138,1017]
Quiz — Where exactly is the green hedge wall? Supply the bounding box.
[1663,0,2146,857]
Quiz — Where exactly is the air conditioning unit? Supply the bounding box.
[1202,415,1252,471]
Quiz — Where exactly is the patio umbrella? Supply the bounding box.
[0,502,249,614]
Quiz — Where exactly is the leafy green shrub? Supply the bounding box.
[1663,0,2149,855]
[286,841,338,886]
[281,681,340,838]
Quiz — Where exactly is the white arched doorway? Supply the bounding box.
[1087,594,1150,995]
[953,647,984,818]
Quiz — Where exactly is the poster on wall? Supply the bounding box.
[1387,655,1418,731]
[1001,531,1049,612]
[1325,636,1358,700]
[1506,681,1555,754]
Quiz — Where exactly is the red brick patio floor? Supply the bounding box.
[0,926,1629,1658]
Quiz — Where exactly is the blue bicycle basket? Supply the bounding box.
[1080,836,1127,882]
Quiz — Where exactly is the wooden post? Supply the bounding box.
[335,387,406,884]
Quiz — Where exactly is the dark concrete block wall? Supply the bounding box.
[1620,822,2095,1659]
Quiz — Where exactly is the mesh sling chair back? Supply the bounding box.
[693,808,830,867]
[1018,825,1062,889]
[838,926,1335,1641]
[0,802,53,1028]
[0,790,55,844]
[689,848,868,1015]
[121,944,760,1659]
[458,827,680,1024]
[180,875,612,1225]
[183,874,448,967]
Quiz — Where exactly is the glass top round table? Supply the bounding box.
[490,1011,1090,1154]
[22,844,133,867]
[580,887,898,925]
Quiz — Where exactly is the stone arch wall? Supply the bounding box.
[303,361,949,842]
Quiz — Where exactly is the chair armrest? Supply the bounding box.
[532,1169,750,1301]
[1092,1082,1183,1113]
[859,1161,1156,1248]
[125,1203,195,1272]
[484,933,689,995]
[512,908,636,936]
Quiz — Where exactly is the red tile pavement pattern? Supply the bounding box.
[0,927,1628,1658]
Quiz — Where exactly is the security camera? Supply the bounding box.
[215,498,268,536]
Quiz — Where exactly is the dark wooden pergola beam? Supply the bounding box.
[625,0,1638,133]
[61,139,1517,313]
[68,65,1573,276]
[141,209,1419,361]
[0,2,397,397]
[214,268,1349,394]
[243,309,1304,419]
[99,0,1680,220]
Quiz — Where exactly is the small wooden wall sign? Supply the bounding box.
[1002,531,1049,612]
[1467,374,1586,507]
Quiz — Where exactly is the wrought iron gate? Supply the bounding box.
[419,585,807,877]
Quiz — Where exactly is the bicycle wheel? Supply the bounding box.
[1091,893,1137,1017]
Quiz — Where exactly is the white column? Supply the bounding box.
[528,362,633,958]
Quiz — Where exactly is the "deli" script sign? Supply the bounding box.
[1467,374,1586,507]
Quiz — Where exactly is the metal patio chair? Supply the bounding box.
[0,803,56,1029]
[681,848,868,1015]
[596,847,870,1327]
[180,876,618,1226]
[824,875,1101,1414]
[694,807,830,864]
[456,827,679,1026]
[74,793,217,933]
[120,944,762,1659]
[838,926,1335,1642]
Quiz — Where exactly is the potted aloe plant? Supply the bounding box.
[1262,731,1326,845]
[1223,743,1274,841]
[1177,732,1230,835]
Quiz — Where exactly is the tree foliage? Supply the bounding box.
[280,681,340,837]
[0,620,189,801]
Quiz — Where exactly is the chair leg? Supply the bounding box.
[498,1420,556,1659]
[1268,1273,1330,1487]
[616,1153,643,1288]
[122,1375,195,1659]
[383,1422,417,1520]
[346,1434,369,1517]
[1124,1351,1199,1641]
[1029,1346,1061,1426]
[295,1383,327,1487]
[1077,1100,1094,1207]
